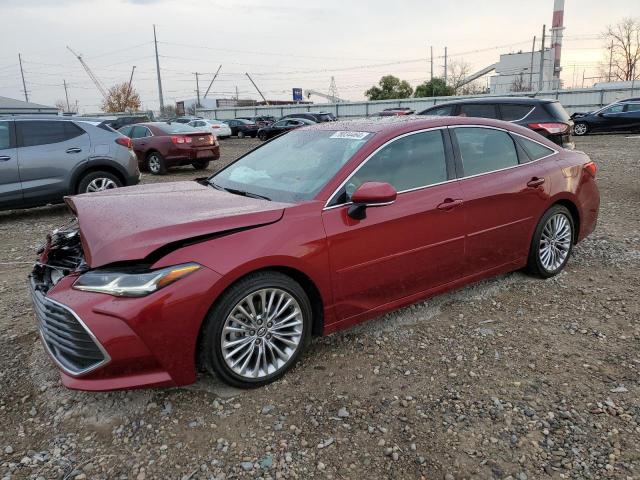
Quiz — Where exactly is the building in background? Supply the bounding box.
[0,96,57,116]
[490,48,557,93]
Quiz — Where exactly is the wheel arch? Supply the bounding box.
[72,162,127,194]
[548,197,581,243]
[194,265,326,371]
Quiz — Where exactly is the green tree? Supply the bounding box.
[365,75,414,100]
[414,78,455,98]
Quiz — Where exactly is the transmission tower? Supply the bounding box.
[327,76,340,103]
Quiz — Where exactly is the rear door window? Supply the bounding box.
[131,126,150,138]
[625,103,640,112]
[453,127,519,176]
[17,121,84,148]
[458,104,498,119]
[500,104,533,121]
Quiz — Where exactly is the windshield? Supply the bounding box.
[210,129,372,202]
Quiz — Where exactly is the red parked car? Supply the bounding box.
[30,116,599,390]
[118,122,220,175]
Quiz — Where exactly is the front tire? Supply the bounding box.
[238,131,246,139]
[526,205,574,278]
[146,152,167,175]
[77,171,122,194]
[573,122,589,136]
[258,131,267,141]
[201,271,312,388]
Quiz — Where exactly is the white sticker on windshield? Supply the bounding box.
[330,131,370,140]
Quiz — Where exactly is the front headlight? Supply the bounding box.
[73,263,201,297]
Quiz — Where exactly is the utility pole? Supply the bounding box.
[203,65,222,99]
[538,24,546,92]
[430,46,434,80]
[124,66,136,111]
[444,46,448,85]
[153,25,164,112]
[245,73,269,105]
[18,53,28,102]
[607,41,614,82]
[529,36,536,90]
[63,80,70,112]
[235,86,239,101]
[194,72,201,107]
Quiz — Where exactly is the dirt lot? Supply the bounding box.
[0,135,638,480]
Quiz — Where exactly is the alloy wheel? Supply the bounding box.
[220,288,304,379]
[148,155,161,173]
[573,123,588,136]
[539,213,572,271]
[86,178,117,192]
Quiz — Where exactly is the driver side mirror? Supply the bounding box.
[347,182,397,220]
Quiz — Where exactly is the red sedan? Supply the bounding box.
[30,116,599,390]
[118,122,220,175]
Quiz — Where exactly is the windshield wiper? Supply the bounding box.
[208,180,271,201]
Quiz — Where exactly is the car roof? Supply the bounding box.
[422,96,556,108]
[300,115,540,136]
[0,115,106,122]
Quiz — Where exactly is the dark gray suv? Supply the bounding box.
[0,116,140,210]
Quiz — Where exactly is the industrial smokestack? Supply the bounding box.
[550,0,565,82]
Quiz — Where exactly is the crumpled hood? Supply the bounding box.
[65,181,290,268]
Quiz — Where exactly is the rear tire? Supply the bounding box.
[146,152,167,175]
[526,205,574,278]
[77,171,121,194]
[192,160,210,170]
[573,122,589,136]
[201,271,312,388]
[238,131,246,139]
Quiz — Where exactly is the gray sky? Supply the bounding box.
[0,0,636,112]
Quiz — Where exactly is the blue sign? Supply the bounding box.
[292,88,303,102]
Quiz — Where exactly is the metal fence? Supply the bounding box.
[196,86,638,120]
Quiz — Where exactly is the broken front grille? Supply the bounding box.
[29,278,108,376]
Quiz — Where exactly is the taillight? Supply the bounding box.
[583,161,597,178]
[528,122,569,135]
[171,136,192,144]
[211,125,221,129]
[115,137,132,149]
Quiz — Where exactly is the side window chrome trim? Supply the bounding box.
[323,126,449,209]
[450,125,559,180]
[505,105,535,123]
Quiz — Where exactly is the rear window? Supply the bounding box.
[544,102,571,122]
[500,104,533,121]
[158,123,198,134]
[17,121,84,147]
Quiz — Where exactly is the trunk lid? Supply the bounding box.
[65,181,289,268]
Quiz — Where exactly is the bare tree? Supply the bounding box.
[603,17,640,81]
[101,82,141,113]
[510,74,529,93]
[54,99,78,114]
[447,59,485,95]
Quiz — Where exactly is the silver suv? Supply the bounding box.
[0,116,140,210]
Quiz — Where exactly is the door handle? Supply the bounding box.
[527,177,545,188]
[0,155,11,161]
[437,198,464,210]
[66,147,82,154]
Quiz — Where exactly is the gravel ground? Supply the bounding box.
[0,135,638,480]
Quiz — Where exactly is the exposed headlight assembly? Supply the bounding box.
[73,263,201,297]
